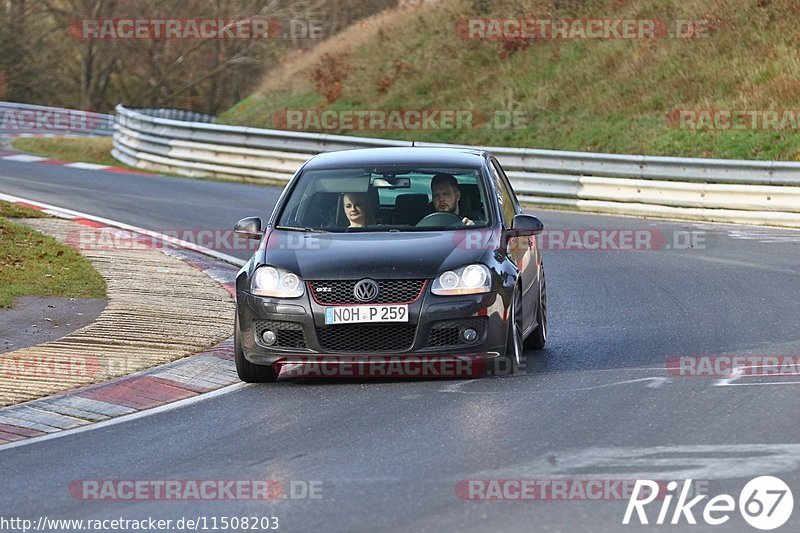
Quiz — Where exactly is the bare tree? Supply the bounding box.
[1,0,397,113]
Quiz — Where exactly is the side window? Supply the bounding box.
[490,159,517,227]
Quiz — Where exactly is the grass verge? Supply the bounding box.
[218,0,800,161]
[9,137,249,184]
[11,137,121,166]
[0,201,106,308]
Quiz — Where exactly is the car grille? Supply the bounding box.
[254,320,307,349]
[316,324,417,352]
[309,279,426,305]
[427,317,488,347]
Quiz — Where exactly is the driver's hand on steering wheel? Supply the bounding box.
[462,217,475,226]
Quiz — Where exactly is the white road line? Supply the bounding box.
[2,154,47,162]
[438,380,480,393]
[0,383,250,452]
[438,376,672,394]
[714,365,800,387]
[470,444,800,481]
[0,192,246,267]
[716,381,800,386]
[41,209,76,218]
[713,366,745,386]
[64,162,111,170]
[565,376,671,390]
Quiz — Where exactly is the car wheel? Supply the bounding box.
[505,285,525,372]
[524,265,547,351]
[234,314,279,383]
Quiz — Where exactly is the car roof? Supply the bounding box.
[302,147,489,170]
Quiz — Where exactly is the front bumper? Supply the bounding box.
[236,285,510,367]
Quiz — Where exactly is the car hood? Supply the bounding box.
[261,229,499,280]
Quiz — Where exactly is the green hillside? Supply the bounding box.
[219,0,800,161]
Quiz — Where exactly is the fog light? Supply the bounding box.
[462,328,478,342]
[261,330,277,346]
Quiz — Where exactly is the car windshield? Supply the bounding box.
[276,166,491,232]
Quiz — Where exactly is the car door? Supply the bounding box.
[489,157,537,332]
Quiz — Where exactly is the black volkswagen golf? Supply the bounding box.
[233,147,547,382]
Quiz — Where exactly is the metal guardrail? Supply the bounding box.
[135,108,216,123]
[0,101,114,137]
[112,104,800,227]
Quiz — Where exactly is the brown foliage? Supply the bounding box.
[376,76,393,93]
[498,40,531,60]
[375,58,412,93]
[310,53,352,103]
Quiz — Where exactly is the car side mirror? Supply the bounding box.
[234,217,264,239]
[508,214,544,237]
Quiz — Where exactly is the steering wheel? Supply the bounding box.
[415,211,464,228]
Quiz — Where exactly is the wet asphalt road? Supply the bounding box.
[2,160,800,532]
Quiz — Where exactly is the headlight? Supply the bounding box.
[251,266,304,298]
[431,264,491,295]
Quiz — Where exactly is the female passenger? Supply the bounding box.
[342,192,375,228]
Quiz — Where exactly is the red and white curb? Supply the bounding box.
[0,194,247,447]
[0,150,151,175]
[0,341,238,439]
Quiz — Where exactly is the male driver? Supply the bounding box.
[431,173,481,226]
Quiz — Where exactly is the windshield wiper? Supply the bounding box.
[276,225,329,233]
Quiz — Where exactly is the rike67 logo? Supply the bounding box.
[623,477,793,530]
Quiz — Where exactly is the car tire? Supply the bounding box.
[504,285,524,374]
[234,314,279,383]
[524,265,547,351]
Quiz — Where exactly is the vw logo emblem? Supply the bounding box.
[354,279,379,302]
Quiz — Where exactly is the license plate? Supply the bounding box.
[324,305,408,325]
